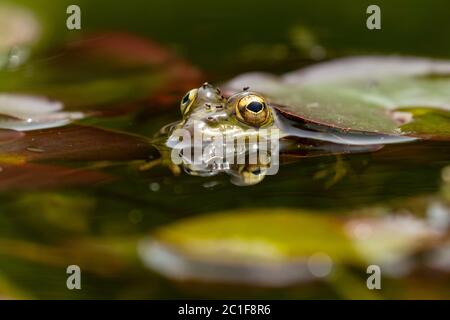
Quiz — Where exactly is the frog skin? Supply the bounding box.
[150,83,408,186]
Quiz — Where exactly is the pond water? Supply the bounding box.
[1,0,450,299]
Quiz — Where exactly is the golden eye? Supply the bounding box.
[235,94,272,127]
[180,88,198,116]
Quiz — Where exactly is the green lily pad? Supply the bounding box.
[224,56,450,138]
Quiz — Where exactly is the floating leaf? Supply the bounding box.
[0,125,158,162]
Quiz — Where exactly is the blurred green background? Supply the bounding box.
[8,0,450,75]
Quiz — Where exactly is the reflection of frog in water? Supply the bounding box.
[146,83,414,186]
[146,83,280,185]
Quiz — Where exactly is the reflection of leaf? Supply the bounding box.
[225,56,450,139]
[0,125,158,162]
[0,129,24,144]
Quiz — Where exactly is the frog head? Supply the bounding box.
[163,83,280,185]
[178,82,274,131]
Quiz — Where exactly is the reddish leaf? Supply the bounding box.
[0,125,158,162]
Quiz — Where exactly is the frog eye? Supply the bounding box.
[235,94,272,127]
[180,89,198,116]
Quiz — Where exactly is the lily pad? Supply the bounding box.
[139,209,359,286]
[1,32,202,110]
[224,56,450,139]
